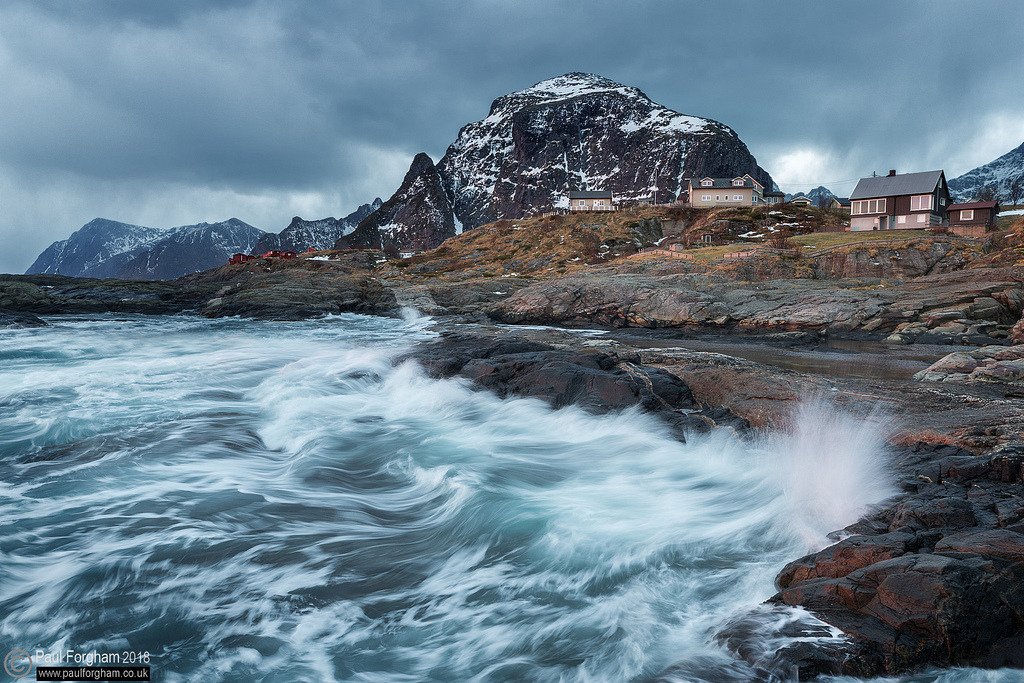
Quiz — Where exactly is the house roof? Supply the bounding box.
[568,190,613,199]
[689,177,755,189]
[850,170,945,200]
[833,197,851,205]
[948,201,999,211]
[764,191,786,197]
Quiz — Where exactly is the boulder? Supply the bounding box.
[914,345,1024,386]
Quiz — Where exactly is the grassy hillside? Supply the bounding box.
[380,204,852,279]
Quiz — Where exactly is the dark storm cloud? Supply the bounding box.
[2,0,1023,273]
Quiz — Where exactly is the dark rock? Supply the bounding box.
[412,333,693,416]
[771,437,1024,676]
[890,497,978,531]
[777,532,914,589]
[934,528,1024,563]
[403,332,754,441]
[0,308,47,328]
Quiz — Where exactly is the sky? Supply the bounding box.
[2,0,1023,274]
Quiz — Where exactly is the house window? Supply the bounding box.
[897,215,906,224]
[577,200,585,206]
[961,209,974,221]
[917,214,926,223]
[855,199,886,214]
[732,178,744,186]
[701,179,713,187]
[703,234,713,244]
[910,195,932,211]
[596,200,604,206]
[702,194,712,201]
[733,194,743,201]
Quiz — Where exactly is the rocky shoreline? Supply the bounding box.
[403,324,1024,679]
[4,257,1024,679]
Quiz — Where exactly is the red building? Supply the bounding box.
[228,253,256,264]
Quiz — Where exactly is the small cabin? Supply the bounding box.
[228,253,256,264]
[763,191,786,205]
[948,201,999,229]
[568,190,615,212]
[789,195,814,207]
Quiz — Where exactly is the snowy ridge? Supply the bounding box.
[949,142,1024,202]
[28,218,266,280]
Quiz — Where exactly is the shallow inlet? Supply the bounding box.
[0,315,1016,682]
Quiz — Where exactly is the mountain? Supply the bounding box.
[26,218,164,277]
[785,186,837,206]
[92,219,264,279]
[949,142,1024,203]
[336,153,455,253]
[357,72,774,251]
[253,198,383,253]
[27,218,264,280]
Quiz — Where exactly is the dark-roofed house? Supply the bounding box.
[948,201,999,229]
[790,195,813,207]
[829,197,851,210]
[764,191,785,205]
[687,175,765,207]
[849,169,950,231]
[568,190,615,212]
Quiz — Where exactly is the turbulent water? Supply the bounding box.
[0,315,1016,682]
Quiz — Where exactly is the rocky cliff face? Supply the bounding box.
[253,199,382,253]
[949,141,1024,202]
[336,153,455,252]
[361,72,774,252]
[27,218,264,280]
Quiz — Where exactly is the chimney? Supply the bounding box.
[888,169,897,177]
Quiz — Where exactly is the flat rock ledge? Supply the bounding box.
[406,332,749,439]
[764,443,1024,678]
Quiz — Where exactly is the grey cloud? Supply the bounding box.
[1,0,1022,273]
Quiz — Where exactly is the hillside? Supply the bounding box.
[382,202,913,280]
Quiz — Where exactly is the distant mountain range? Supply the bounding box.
[949,141,1024,203]
[343,72,775,253]
[26,200,382,280]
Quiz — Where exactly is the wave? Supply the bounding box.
[0,315,1004,682]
